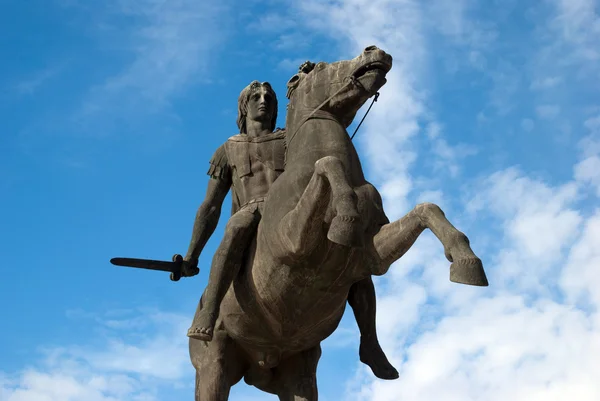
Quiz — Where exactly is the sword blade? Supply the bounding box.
[110,257,179,273]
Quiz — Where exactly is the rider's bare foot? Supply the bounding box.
[359,337,399,380]
[187,311,218,341]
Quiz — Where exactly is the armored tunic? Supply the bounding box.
[207,129,286,215]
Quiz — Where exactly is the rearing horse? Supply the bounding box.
[189,45,488,401]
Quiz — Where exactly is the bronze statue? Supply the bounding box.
[187,45,487,399]
[111,45,488,400]
[182,79,398,381]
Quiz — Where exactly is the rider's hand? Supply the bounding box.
[182,257,200,277]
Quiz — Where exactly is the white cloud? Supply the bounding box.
[424,122,478,177]
[561,210,600,307]
[351,295,600,401]
[575,155,600,196]
[0,310,192,401]
[338,164,599,400]
[415,190,445,208]
[287,1,600,400]
[579,114,600,157]
[472,168,582,289]
[574,114,600,196]
[1,369,156,401]
[551,0,600,65]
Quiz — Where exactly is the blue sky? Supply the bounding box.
[1,0,600,400]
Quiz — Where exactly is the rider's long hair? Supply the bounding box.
[237,81,278,135]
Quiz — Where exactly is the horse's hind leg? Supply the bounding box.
[190,325,247,401]
[372,202,488,286]
[278,156,361,260]
[273,346,321,401]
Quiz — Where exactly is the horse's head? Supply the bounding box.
[286,45,392,128]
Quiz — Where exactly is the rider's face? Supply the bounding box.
[246,86,276,124]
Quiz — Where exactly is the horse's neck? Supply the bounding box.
[287,121,354,167]
[286,102,345,149]
[286,105,366,184]
[285,106,301,134]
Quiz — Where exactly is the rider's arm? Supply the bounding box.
[184,147,232,264]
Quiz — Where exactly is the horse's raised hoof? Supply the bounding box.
[187,326,214,341]
[327,215,364,247]
[450,257,488,286]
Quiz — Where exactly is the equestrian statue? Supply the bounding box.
[111,45,488,401]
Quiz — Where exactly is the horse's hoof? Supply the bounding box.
[450,257,488,286]
[327,215,364,247]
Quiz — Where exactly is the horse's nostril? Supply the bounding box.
[364,45,377,52]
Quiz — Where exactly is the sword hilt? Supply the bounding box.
[170,254,183,282]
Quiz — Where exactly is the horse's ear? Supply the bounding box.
[286,74,302,99]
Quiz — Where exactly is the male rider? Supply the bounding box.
[182,80,398,380]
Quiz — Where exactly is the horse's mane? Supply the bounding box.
[286,61,316,100]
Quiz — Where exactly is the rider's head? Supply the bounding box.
[237,81,278,134]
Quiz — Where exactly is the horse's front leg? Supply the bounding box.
[314,156,362,247]
[277,156,361,262]
[189,325,247,401]
[372,202,488,286]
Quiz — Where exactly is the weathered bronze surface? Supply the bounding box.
[111,45,488,400]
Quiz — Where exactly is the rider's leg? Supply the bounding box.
[187,207,259,341]
[348,277,399,380]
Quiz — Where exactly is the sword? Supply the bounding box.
[110,254,198,282]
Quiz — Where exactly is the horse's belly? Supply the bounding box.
[220,264,349,352]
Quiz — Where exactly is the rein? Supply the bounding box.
[350,91,379,140]
[285,76,379,150]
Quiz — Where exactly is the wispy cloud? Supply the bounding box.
[247,12,297,33]
[292,0,428,218]
[73,0,230,133]
[287,1,600,400]
[536,104,561,119]
[0,309,191,401]
[575,114,600,196]
[426,122,478,178]
[530,76,563,90]
[551,0,600,66]
[15,64,66,96]
[529,0,599,122]
[277,57,307,72]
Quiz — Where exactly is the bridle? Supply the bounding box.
[285,75,379,150]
